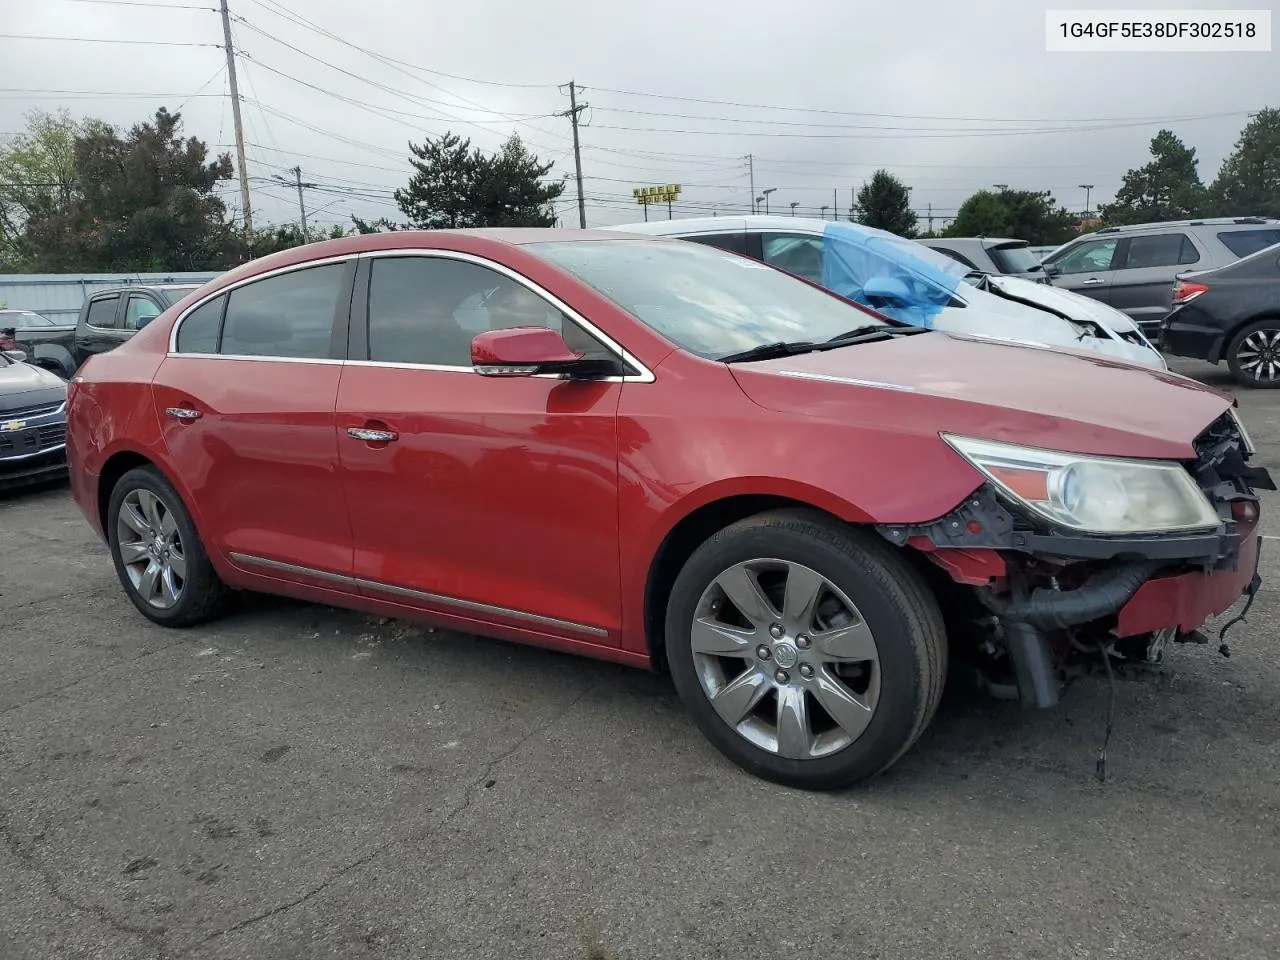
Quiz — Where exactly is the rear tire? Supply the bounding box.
[1226,318,1280,388]
[107,465,229,627]
[664,509,947,790]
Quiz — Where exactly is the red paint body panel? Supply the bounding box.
[1117,529,1260,637]
[335,364,623,640]
[151,356,353,582]
[470,326,580,365]
[64,229,1256,671]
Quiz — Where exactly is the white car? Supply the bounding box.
[610,216,1166,370]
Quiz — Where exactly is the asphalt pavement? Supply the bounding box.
[3,357,1279,960]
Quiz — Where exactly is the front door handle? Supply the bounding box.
[347,427,398,443]
[165,406,202,421]
[1081,277,1103,285]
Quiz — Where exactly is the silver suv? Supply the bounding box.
[1042,217,1280,335]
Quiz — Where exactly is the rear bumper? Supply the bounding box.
[1117,531,1261,636]
[1159,306,1227,362]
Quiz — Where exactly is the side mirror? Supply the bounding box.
[862,275,912,307]
[1041,262,1060,278]
[136,315,154,329]
[2,349,27,363]
[471,327,617,379]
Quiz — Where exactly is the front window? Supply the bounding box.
[1051,239,1118,275]
[532,239,890,359]
[988,244,1042,274]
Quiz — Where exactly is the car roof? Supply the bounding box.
[1089,217,1280,235]
[924,237,1026,251]
[610,215,832,235]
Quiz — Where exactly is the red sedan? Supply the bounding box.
[67,229,1271,789]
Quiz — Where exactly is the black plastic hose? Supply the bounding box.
[983,561,1162,631]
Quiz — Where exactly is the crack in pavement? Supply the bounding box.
[0,805,172,960]
[176,681,600,957]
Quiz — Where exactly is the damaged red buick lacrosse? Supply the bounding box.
[67,229,1272,790]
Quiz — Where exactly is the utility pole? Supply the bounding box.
[849,186,855,222]
[293,166,307,232]
[927,203,933,235]
[557,81,588,228]
[1079,183,1094,219]
[832,188,837,220]
[746,154,756,213]
[219,0,252,233]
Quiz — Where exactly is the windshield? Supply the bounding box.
[160,286,200,305]
[989,244,1042,274]
[532,239,890,358]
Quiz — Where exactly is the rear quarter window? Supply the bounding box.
[1218,229,1280,259]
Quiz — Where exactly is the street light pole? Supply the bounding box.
[821,205,829,220]
[761,187,776,214]
[790,201,798,216]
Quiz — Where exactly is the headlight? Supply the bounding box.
[942,434,1221,535]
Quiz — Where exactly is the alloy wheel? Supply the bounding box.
[1235,328,1280,383]
[690,559,881,760]
[115,488,187,609]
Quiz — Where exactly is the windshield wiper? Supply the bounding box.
[825,324,929,344]
[719,340,821,363]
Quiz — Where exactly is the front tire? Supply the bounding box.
[665,509,947,790]
[1227,318,1280,388]
[107,465,229,627]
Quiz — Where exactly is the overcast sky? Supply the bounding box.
[2,0,1276,232]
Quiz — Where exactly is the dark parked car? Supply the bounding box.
[0,346,68,487]
[0,309,77,378]
[1160,241,1280,387]
[67,229,1270,789]
[73,284,202,368]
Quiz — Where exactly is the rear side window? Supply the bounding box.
[85,295,119,329]
[682,232,748,255]
[1120,233,1199,269]
[219,264,345,359]
[175,295,225,353]
[1218,229,1280,259]
[931,247,980,270]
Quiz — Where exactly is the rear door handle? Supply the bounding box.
[347,427,398,442]
[165,406,202,421]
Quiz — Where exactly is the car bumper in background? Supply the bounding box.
[0,445,68,488]
[1159,305,1227,362]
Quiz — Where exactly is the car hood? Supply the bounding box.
[730,330,1230,461]
[985,274,1142,333]
[0,360,68,413]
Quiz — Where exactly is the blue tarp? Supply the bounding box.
[820,222,971,328]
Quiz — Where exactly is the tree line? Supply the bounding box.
[2,104,1278,271]
[0,108,564,273]
[852,108,1280,245]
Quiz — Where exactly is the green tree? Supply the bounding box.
[853,169,917,237]
[395,131,565,229]
[1210,107,1280,218]
[350,214,404,233]
[0,109,102,270]
[1099,129,1208,226]
[473,134,564,227]
[22,108,235,271]
[395,131,481,229]
[945,188,1077,245]
[245,222,347,259]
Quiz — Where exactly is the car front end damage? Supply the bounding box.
[878,408,1273,708]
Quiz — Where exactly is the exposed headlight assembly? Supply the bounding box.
[942,434,1221,535]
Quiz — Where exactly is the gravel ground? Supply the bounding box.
[2,357,1279,960]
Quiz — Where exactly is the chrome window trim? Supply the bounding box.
[357,248,655,383]
[165,248,656,384]
[167,253,355,355]
[228,551,608,638]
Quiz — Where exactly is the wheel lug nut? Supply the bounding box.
[799,664,814,679]
[756,645,771,661]
[774,669,790,684]
[769,623,785,639]
[796,634,811,649]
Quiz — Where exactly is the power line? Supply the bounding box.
[0,33,220,46]
[50,0,214,7]
[585,84,1260,125]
